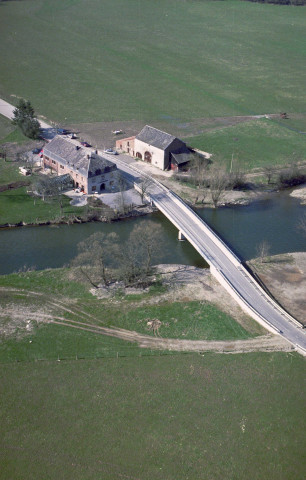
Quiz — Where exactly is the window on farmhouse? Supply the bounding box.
[60,165,64,169]
[52,160,56,165]
[92,186,96,192]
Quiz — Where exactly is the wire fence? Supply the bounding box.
[0,347,198,365]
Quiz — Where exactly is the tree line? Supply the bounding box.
[71,221,163,288]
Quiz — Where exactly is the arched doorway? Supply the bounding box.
[136,152,142,159]
[144,151,152,163]
[100,183,105,191]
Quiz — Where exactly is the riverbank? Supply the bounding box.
[0,258,303,348]
[1,178,304,230]
[290,184,306,205]
[0,202,155,229]
[248,252,306,326]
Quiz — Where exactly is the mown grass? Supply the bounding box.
[0,352,305,480]
[0,267,261,363]
[186,118,306,170]
[0,128,28,145]
[112,301,252,340]
[0,186,87,225]
[0,114,14,140]
[0,114,28,144]
[0,1,305,123]
[0,158,26,185]
[0,323,150,363]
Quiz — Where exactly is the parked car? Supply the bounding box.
[32,148,42,154]
[57,128,69,135]
[104,148,118,155]
[81,141,91,147]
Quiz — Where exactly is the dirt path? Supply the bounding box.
[0,284,293,354]
[51,320,292,354]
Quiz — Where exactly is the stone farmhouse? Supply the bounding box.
[116,125,192,171]
[43,136,118,194]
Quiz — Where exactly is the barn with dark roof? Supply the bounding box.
[116,125,192,171]
[43,136,117,194]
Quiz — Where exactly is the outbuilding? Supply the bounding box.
[117,125,192,171]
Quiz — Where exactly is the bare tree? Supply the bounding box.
[256,240,271,263]
[113,221,164,286]
[188,153,209,188]
[263,165,275,185]
[209,165,228,208]
[128,221,163,276]
[0,146,7,161]
[19,151,36,174]
[298,213,306,237]
[115,171,129,214]
[31,175,70,215]
[71,221,164,288]
[71,232,119,287]
[228,168,246,190]
[135,177,153,203]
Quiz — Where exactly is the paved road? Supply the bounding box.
[0,98,52,130]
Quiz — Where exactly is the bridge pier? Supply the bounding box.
[178,230,186,241]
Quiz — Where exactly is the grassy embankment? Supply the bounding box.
[0,267,261,363]
[0,0,305,124]
[0,185,88,225]
[0,352,305,480]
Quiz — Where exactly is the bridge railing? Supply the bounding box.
[115,156,242,267]
[210,265,283,336]
[165,188,242,267]
[237,263,304,329]
[152,196,215,266]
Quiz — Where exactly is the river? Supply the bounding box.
[0,191,305,275]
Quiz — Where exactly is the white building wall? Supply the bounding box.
[134,139,166,170]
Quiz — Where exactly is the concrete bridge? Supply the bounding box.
[106,154,306,355]
[0,97,304,354]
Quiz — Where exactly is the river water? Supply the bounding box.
[0,192,305,275]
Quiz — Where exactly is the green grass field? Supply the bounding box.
[0,267,261,363]
[186,118,306,169]
[0,352,305,480]
[0,0,305,123]
[0,186,87,225]
[0,114,28,144]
